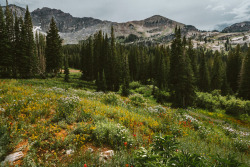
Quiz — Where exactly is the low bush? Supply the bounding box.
[102,92,121,106]
[129,94,145,107]
[92,121,134,149]
[129,81,142,90]
[195,92,250,115]
[56,96,80,120]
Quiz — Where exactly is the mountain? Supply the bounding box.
[2,4,250,48]
[2,4,26,17]
[2,5,201,44]
[31,7,200,44]
[31,7,107,33]
[222,21,250,33]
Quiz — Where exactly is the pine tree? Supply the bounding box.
[2,1,14,77]
[81,36,94,81]
[187,39,198,86]
[19,17,28,78]
[111,26,120,91]
[93,31,103,80]
[22,6,36,78]
[221,71,231,96]
[211,51,223,91]
[198,53,210,92]
[227,45,242,93]
[170,28,195,107]
[13,12,21,78]
[239,46,250,100]
[96,71,107,92]
[182,51,196,107]
[100,70,107,92]
[45,17,63,76]
[35,32,46,76]
[0,5,8,77]
[64,56,70,82]
[121,52,130,96]
[169,27,184,106]
[170,27,182,89]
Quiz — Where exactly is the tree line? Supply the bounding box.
[0,1,63,78]
[64,27,250,106]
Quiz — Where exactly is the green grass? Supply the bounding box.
[0,73,249,166]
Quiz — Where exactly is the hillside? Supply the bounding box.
[0,73,249,166]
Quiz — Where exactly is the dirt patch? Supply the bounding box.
[62,69,81,73]
[55,129,68,141]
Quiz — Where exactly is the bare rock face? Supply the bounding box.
[222,22,250,33]
[4,151,24,163]
[31,7,105,33]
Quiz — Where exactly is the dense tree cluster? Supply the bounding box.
[64,27,250,103]
[0,2,62,78]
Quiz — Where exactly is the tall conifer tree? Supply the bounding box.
[0,5,8,77]
[227,44,242,93]
[239,46,250,100]
[2,0,13,77]
[45,17,63,76]
[211,51,223,90]
[199,53,210,92]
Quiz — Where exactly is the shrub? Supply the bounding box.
[129,81,142,90]
[225,99,250,116]
[195,92,220,112]
[102,92,121,106]
[56,96,80,119]
[135,86,152,97]
[171,151,205,167]
[129,94,145,106]
[211,153,244,167]
[147,105,166,114]
[151,135,178,158]
[92,121,134,149]
[233,138,250,153]
[195,92,250,115]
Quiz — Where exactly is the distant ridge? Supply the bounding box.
[222,21,250,33]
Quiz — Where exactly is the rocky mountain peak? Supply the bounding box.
[32,7,71,17]
[143,15,183,27]
[222,21,250,33]
[31,7,103,33]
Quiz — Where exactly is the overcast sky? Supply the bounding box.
[1,0,250,30]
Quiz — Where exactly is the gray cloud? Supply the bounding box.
[0,0,249,30]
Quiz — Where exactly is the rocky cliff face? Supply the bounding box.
[31,7,106,33]
[222,22,250,33]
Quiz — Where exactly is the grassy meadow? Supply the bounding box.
[0,71,249,166]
